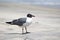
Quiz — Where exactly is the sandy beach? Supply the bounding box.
[0,3,60,40]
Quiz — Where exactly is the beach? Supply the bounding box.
[0,3,60,40]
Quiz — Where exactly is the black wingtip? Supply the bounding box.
[6,22,12,24]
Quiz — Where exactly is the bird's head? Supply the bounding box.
[27,14,35,18]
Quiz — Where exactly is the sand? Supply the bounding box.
[0,3,60,40]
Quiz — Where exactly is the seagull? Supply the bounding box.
[6,14,35,34]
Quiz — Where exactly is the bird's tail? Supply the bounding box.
[6,22,12,24]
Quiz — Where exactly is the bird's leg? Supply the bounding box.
[25,26,30,33]
[25,26,27,33]
[25,26,29,33]
[22,27,24,34]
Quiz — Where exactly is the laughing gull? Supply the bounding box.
[6,14,35,34]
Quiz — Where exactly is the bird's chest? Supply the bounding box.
[26,18,32,23]
[23,18,32,26]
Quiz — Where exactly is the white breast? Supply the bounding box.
[23,17,32,26]
[26,17,32,23]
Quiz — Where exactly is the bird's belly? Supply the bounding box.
[23,22,32,27]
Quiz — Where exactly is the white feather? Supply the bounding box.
[23,17,32,26]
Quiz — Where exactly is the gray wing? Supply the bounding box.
[12,18,26,26]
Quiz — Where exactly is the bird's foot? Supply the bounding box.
[22,33,27,34]
[22,32,30,34]
[26,32,30,33]
[22,33,26,34]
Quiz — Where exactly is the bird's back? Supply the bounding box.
[12,18,26,26]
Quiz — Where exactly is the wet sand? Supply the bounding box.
[0,3,60,40]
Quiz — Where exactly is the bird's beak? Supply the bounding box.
[32,15,35,17]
